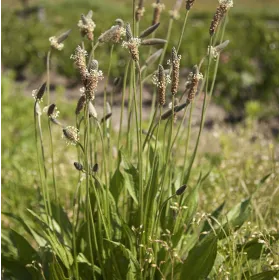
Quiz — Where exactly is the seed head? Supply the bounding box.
[78,11,96,41]
[209,1,233,36]
[62,126,79,146]
[56,29,71,44]
[49,36,64,51]
[135,0,145,22]
[176,184,187,195]
[186,0,196,10]
[32,82,46,103]
[85,68,104,101]
[122,24,141,61]
[125,23,133,41]
[46,104,60,119]
[152,1,165,25]
[75,95,86,114]
[141,38,166,46]
[153,65,168,106]
[185,65,203,102]
[98,23,126,44]
[74,162,83,171]
[169,47,181,95]
[70,46,88,84]
[208,40,230,59]
[92,163,99,173]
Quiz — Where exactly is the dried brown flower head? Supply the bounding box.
[62,126,79,146]
[153,65,171,106]
[209,0,233,36]
[122,23,141,61]
[152,1,165,25]
[135,0,145,22]
[186,0,196,10]
[85,59,103,100]
[185,65,203,102]
[70,46,88,84]
[98,19,126,44]
[169,47,181,95]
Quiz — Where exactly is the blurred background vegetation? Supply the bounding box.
[1,0,279,116]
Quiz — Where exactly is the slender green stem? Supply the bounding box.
[46,50,51,105]
[144,106,162,234]
[84,102,96,280]
[33,104,49,218]
[72,178,83,280]
[170,102,190,151]
[118,60,131,149]
[136,62,144,226]
[181,102,194,183]
[176,10,189,53]
[183,37,213,185]
[159,18,173,65]
[103,44,114,139]
[37,112,53,219]
[47,120,61,232]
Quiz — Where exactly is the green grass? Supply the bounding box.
[1,1,279,279]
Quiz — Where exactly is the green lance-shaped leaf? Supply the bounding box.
[181,234,218,280]
[218,197,251,239]
[49,258,69,280]
[9,229,39,263]
[236,232,278,260]
[172,178,201,246]
[104,239,141,273]
[110,155,125,204]
[199,201,225,240]
[44,229,73,269]
[2,211,46,247]
[2,255,32,280]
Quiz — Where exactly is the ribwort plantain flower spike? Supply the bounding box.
[169,47,181,95]
[32,82,46,103]
[49,36,64,51]
[92,163,99,173]
[85,61,104,101]
[122,23,141,61]
[135,0,145,22]
[78,10,96,41]
[46,104,60,119]
[208,40,230,59]
[74,162,83,171]
[70,46,88,84]
[75,95,86,115]
[152,0,165,25]
[185,65,203,102]
[57,29,72,44]
[209,0,233,36]
[98,19,126,44]
[176,184,187,195]
[152,64,171,106]
[62,126,80,146]
[186,0,196,10]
